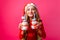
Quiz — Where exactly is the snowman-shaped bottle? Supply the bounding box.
[21,15,28,30]
[20,15,28,40]
[31,14,38,29]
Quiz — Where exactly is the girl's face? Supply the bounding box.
[25,6,36,18]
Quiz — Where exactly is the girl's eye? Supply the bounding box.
[27,9,30,11]
[32,8,35,10]
[27,8,35,11]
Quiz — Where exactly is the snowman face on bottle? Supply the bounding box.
[25,5,36,18]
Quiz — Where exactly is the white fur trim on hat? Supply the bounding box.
[25,3,36,12]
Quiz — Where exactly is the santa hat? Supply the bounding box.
[25,3,36,12]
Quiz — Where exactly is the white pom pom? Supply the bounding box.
[22,22,28,26]
[32,21,38,25]
[31,26,35,29]
[21,26,27,30]
[30,3,35,6]
[21,16,25,20]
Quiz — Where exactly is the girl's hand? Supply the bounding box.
[18,23,22,29]
[18,22,29,30]
[35,22,42,29]
[31,22,42,29]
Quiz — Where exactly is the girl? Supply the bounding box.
[18,3,46,40]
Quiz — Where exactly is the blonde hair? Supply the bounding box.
[23,3,42,23]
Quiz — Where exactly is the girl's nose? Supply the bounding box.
[30,9,32,13]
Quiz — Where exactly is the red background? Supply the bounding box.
[0,0,60,40]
